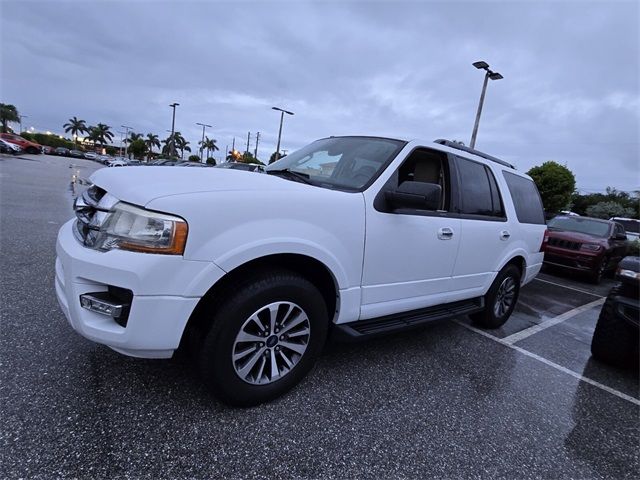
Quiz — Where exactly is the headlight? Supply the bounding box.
[617,268,640,280]
[580,243,601,252]
[95,202,188,255]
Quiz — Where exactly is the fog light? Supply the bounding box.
[80,293,125,318]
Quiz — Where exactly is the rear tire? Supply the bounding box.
[470,264,521,329]
[591,286,639,369]
[198,269,328,406]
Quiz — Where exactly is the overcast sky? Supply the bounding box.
[1,0,638,192]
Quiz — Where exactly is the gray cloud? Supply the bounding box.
[1,0,638,191]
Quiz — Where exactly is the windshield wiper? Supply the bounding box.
[267,169,313,185]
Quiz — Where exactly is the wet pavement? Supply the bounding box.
[1,154,638,479]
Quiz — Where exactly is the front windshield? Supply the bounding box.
[267,136,406,190]
[547,216,611,237]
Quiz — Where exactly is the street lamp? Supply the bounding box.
[272,106,294,163]
[121,125,133,158]
[196,122,212,162]
[470,61,503,149]
[169,103,179,157]
[18,115,28,133]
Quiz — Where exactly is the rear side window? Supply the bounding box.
[503,171,545,224]
[455,156,504,218]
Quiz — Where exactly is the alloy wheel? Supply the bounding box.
[493,276,516,318]
[231,301,311,385]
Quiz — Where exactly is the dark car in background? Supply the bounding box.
[54,147,71,157]
[0,138,22,154]
[591,256,639,369]
[69,150,84,158]
[542,216,629,283]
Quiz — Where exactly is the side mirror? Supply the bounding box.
[385,181,441,211]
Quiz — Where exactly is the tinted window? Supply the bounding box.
[503,172,545,224]
[613,219,639,234]
[456,157,497,217]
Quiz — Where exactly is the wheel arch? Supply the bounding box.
[180,253,340,352]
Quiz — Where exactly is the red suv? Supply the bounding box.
[0,133,42,154]
[542,216,629,283]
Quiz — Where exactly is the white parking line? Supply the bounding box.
[502,298,606,345]
[454,320,640,407]
[533,277,604,298]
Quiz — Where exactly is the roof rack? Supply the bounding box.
[433,139,515,169]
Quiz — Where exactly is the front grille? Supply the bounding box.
[548,237,581,251]
[73,185,111,247]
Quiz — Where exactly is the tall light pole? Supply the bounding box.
[272,106,294,163]
[18,115,28,133]
[121,125,132,158]
[196,122,212,162]
[169,102,179,157]
[470,61,503,149]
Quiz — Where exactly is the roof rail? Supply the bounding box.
[433,139,515,169]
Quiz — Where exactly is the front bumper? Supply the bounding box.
[55,219,225,358]
[543,247,601,272]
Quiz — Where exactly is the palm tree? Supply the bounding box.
[125,132,143,144]
[85,126,101,149]
[173,132,191,159]
[86,123,113,151]
[145,133,160,157]
[63,117,88,147]
[199,137,219,159]
[0,104,20,133]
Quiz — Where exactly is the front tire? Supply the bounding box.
[470,264,521,329]
[198,269,328,406]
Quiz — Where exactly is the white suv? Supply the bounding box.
[55,136,546,405]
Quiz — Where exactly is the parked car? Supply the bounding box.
[69,150,85,158]
[215,162,265,172]
[542,215,629,283]
[0,138,22,154]
[0,133,42,154]
[54,147,71,157]
[41,145,55,155]
[609,217,639,241]
[107,159,127,167]
[84,152,98,160]
[591,256,639,369]
[150,158,186,166]
[55,136,546,406]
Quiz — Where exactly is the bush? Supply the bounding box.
[21,132,75,150]
[627,240,640,257]
[206,157,216,165]
[188,155,201,162]
[585,201,635,219]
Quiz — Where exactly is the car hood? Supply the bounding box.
[90,166,312,206]
[547,229,607,244]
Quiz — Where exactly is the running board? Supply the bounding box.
[333,297,484,341]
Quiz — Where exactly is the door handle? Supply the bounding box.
[500,230,511,240]
[438,227,454,240]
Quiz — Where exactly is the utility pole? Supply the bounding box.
[169,102,179,156]
[121,125,132,159]
[246,131,251,155]
[254,131,260,160]
[196,122,212,162]
[470,61,503,149]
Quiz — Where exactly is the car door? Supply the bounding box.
[360,148,461,320]
[610,223,630,263]
[450,156,511,291]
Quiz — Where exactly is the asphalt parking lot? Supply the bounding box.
[1,154,638,479]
